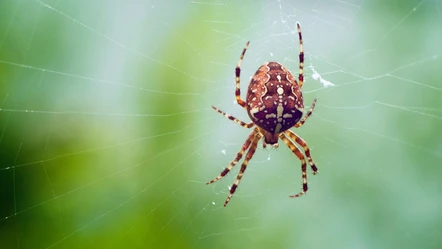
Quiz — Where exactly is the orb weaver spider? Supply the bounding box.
[207,23,318,207]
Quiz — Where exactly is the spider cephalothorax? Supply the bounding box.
[207,23,318,207]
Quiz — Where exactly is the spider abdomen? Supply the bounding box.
[246,62,304,134]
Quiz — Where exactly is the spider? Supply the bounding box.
[207,23,318,207]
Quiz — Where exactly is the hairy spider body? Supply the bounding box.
[207,23,318,207]
[246,62,304,145]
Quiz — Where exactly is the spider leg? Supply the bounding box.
[262,137,267,148]
[235,41,250,109]
[206,129,258,185]
[294,98,317,128]
[296,23,304,88]
[285,130,318,174]
[279,133,309,198]
[224,131,262,206]
[212,105,254,128]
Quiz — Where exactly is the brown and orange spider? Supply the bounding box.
[207,23,318,207]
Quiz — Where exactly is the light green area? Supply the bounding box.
[1,1,441,249]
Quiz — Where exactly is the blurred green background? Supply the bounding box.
[1,0,441,248]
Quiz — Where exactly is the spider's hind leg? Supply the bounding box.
[235,41,250,109]
[296,23,304,88]
[294,98,317,129]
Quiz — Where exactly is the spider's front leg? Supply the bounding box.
[285,130,318,174]
[224,131,262,206]
[206,129,257,185]
[279,133,310,198]
[262,137,267,149]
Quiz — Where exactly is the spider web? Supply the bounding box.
[1,0,441,248]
